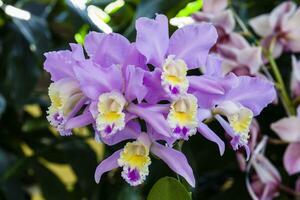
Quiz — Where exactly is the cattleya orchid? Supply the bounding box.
[192,0,263,75]
[43,13,276,188]
[249,1,300,58]
[271,106,300,175]
[44,44,93,136]
[94,126,195,187]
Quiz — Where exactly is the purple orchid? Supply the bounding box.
[271,106,300,175]
[249,1,300,58]
[192,56,276,158]
[135,14,219,99]
[291,56,300,97]
[44,44,93,136]
[94,126,195,187]
[72,32,173,143]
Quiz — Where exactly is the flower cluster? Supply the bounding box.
[44,14,275,187]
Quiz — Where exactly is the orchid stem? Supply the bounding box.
[231,7,295,116]
[267,53,295,116]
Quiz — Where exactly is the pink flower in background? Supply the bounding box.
[291,56,300,97]
[249,1,300,58]
[271,107,300,175]
[192,0,263,75]
[250,154,281,200]
[193,0,235,40]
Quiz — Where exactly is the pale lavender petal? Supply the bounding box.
[136,14,169,67]
[94,150,122,183]
[168,23,218,69]
[101,121,140,145]
[283,143,300,175]
[203,0,227,13]
[44,50,75,81]
[123,43,147,70]
[197,122,225,155]
[203,54,222,76]
[249,14,273,37]
[65,111,94,130]
[225,76,276,116]
[74,63,123,100]
[124,65,148,103]
[188,75,225,95]
[84,32,131,67]
[127,104,171,138]
[143,69,169,103]
[271,117,300,142]
[69,43,85,61]
[151,142,195,187]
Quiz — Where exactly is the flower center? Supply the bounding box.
[167,94,198,140]
[96,92,126,137]
[161,55,189,96]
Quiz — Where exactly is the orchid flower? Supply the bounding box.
[135,14,220,100]
[94,127,195,187]
[72,32,172,143]
[135,14,229,141]
[217,33,263,75]
[192,0,235,38]
[193,56,276,158]
[246,137,281,200]
[271,106,300,175]
[44,44,93,136]
[291,56,300,97]
[249,1,300,58]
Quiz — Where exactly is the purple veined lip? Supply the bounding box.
[53,113,64,123]
[127,168,141,182]
[169,85,179,95]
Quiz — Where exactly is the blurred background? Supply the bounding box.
[0,0,299,199]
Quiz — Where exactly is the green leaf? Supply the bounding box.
[176,0,203,17]
[147,177,192,200]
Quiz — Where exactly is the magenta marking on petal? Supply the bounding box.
[230,136,241,150]
[54,113,63,123]
[182,127,188,136]
[169,85,179,95]
[104,125,114,134]
[128,168,140,182]
[174,126,181,134]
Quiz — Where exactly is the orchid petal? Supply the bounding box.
[74,63,123,100]
[271,117,300,142]
[168,23,218,69]
[225,76,276,116]
[101,121,140,145]
[84,32,131,68]
[127,104,171,138]
[151,142,195,187]
[136,14,169,67]
[203,0,228,13]
[124,65,148,103]
[283,143,300,175]
[197,122,225,155]
[94,150,122,183]
[65,111,94,130]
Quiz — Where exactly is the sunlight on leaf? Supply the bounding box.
[176,0,203,17]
